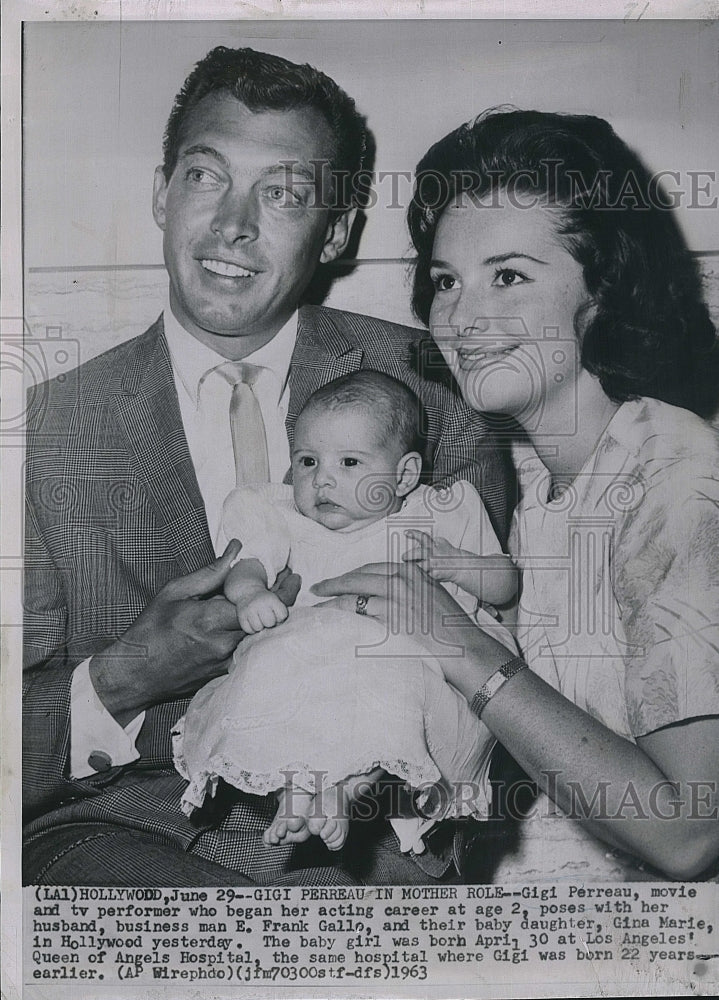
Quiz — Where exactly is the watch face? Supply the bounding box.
[486,672,507,697]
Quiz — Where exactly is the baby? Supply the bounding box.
[173,371,517,854]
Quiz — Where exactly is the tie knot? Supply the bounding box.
[214,359,263,390]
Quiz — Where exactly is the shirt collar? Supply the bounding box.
[162,294,298,407]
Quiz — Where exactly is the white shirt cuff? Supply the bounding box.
[70,658,145,778]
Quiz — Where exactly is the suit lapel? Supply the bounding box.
[286,307,364,458]
[110,317,214,574]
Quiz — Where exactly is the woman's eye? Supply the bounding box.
[431,273,456,292]
[341,458,359,467]
[492,267,528,288]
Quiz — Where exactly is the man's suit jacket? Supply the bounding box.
[24,305,512,881]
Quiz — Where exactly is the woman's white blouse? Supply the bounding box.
[511,397,719,741]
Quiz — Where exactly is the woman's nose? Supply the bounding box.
[434,310,492,352]
[436,289,491,341]
[211,187,260,244]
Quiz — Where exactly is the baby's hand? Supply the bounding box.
[402,530,474,585]
[237,591,289,634]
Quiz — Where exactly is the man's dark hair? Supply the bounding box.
[300,370,427,457]
[162,45,368,212]
[408,108,718,418]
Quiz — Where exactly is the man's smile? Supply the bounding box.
[200,258,259,278]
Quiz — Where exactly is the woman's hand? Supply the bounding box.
[311,560,512,697]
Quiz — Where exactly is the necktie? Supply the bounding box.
[216,361,270,485]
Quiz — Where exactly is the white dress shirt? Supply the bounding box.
[70,301,298,777]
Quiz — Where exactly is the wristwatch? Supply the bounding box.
[470,655,528,719]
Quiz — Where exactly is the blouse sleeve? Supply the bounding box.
[616,469,719,736]
[220,485,292,588]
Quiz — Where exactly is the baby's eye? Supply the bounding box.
[492,267,529,288]
[341,457,359,467]
[430,272,457,292]
[297,456,316,467]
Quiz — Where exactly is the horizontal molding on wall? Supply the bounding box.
[26,251,719,274]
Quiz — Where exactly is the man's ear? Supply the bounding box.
[395,452,422,498]
[152,166,169,231]
[319,208,357,265]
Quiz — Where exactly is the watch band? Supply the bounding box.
[470,655,528,719]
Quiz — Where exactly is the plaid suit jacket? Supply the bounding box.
[24,305,512,881]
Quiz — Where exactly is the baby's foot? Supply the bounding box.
[306,783,349,851]
[305,770,384,851]
[263,788,313,846]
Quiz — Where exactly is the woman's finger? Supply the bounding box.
[310,564,399,598]
[314,596,382,617]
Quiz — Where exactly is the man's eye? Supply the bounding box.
[186,167,216,185]
[341,458,359,467]
[265,185,301,206]
[431,273,457,292]
[492,267,528,288]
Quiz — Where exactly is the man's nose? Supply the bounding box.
[210,186,260,244]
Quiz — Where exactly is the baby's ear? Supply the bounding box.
[395,452,422,497]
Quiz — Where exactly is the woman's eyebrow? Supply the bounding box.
[483,252,549,266]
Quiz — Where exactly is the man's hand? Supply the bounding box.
[89,542,300,726]
[237,591,289,634]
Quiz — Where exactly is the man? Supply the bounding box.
[24,46,511,886]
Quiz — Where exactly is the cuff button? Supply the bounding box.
[88,750,113,772]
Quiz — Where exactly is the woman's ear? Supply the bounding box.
[575,296,598,344]
[395,452,422,497]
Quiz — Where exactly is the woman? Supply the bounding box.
[314,110,719,881]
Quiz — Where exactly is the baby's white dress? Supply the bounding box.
[173,481,516,849]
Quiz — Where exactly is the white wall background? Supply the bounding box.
[23,19,719,374]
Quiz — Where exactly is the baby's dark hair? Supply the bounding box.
[301,370,427,456]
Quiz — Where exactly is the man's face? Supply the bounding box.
[153,90,353,358]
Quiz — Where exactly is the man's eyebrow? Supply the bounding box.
[264,163,317,183]
[181,145,230,169]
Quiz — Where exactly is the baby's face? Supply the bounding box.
[292,404,406,531]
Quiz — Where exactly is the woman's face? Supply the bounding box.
[428,194,592,429]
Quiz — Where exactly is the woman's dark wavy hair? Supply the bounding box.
[408,108,718,417]
[162,46,368,213]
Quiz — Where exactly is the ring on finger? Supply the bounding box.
[355,595,368,616]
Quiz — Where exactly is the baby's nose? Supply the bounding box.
[313,465,335,487]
